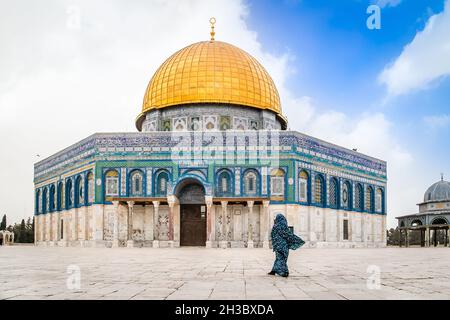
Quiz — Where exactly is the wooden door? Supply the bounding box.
[180,204,206,246]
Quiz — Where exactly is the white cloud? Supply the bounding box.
[281,95,416,227]
[374,0,402,8]
[424,114,450,128]
[0,0,418,229]
[0,0,291,225]
[379,0,450,96]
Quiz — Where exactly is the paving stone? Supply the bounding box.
[1,246,449,300]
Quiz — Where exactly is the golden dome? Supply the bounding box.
[136,40,285,130]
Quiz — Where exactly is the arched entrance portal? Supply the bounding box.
[177,181,206,246]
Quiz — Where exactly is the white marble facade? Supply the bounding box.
[34,201,387,248]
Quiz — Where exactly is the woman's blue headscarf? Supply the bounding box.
[271,214,305,253]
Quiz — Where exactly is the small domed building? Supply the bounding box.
[33,21,387,248]
[396,175,450,247]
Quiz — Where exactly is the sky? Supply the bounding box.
[1,0,450,228]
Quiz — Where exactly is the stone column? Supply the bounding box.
[126,201,135,248]
[262,200,271,249]
[48,214,53,244]
[205,196,213,248]
[72,208,78,244]
[425,226,430,247]
[54,212,60,245]
[348,212,354,242]
[336,211,340,244]
[152,201,160,248]
[61,214,68,247]
[247,201,254,248]
[84,209,89,242]
[112,201,120,247]
[79,209,85,247]
[361,213,366,245]
[167,195,178,248]
[447,227,450,247]
[405,229,409,247]
[143,205,153,244]
[92,205,104,243]
[48,214,52,243]
[41,215,45,244]
[34,216,38,245]
[220,201,228,249]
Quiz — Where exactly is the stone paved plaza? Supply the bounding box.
[1,246,449,300]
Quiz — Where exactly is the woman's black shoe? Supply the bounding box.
[268,271,276,275]
[281,273,289,277]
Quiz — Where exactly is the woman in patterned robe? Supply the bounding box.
[268,214,305,277]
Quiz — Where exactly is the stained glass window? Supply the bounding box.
[329,178,338,208]
[87,173,94,203]
[42,189,47,213]
[366,186,374,212]
[66,180,73,208]
[77,177,84,205]
[342,182,350,209]
[105,171,119,197]
[244,170,257,195]
[156,171,169,196]
[314,175,324,206]
[131,171,143,196]
[270,169,285,197]
[376,188,383,213]
[37,190,41,214]
[218,171,232,195]
[299,171,308,202]
[355,184,363,211]
[49,185,55,212]
[57,182,63,210]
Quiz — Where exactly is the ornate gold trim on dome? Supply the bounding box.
[136,38,286,130]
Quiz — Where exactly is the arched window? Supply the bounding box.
[75,176,84,207]
[155,171,169,196]
[355,183,363,211]
[42,188,48,214]
[217,170,232,195]
[243,170,258,195]
[66,179,73,209]
[432,217,448,225]
[342,181,352,209]
[49,185,56,212]
[87,172,94,204]
[36,190,41,214]
[375,188,383,213]
[329,177,338,208]
[365,186,374,212]
[314,175,325,206]
[57,182,63,211]
[130,170,144,196]
[270,169,285,197]
[105,170,119,197]
[299,171,309,203]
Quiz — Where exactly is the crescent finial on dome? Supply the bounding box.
[209,17,216,41]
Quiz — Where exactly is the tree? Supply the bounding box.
[0,214,6,231]
[386,227,401,246]
[18,219,26,243]
[26,217,34,243]
[10,218,35,243]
